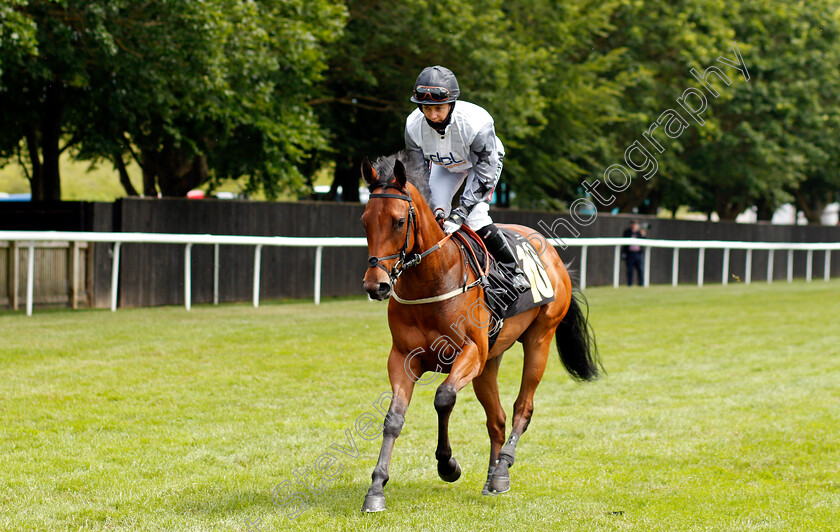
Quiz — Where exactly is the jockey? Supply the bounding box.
[405,65,530,292]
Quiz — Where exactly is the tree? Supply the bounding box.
[496,0,631,209]
[780,0,840,223]
[0,0,118,200]
[586,0,742,216]
[589,0,840,221]
[313,0,552,203]
[0,0,346,200]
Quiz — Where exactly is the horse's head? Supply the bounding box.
[360,156,413,300]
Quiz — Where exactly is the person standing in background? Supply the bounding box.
[622,220,647,286]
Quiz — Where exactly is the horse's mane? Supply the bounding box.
[371,150,431,204]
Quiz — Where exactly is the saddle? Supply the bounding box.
[453,227,556,348]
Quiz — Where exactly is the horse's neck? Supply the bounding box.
[409,195,444,253]
[399,188,463,293]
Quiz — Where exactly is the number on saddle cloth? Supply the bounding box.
[457,228,556,340]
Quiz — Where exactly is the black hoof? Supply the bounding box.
[489,458,511,493]
[482,465,495,495]
[488,473,510,494]
[362,494,386,513]
[437,457,461,483]
[481,481,493,496]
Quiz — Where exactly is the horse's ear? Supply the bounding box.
[393,159,407,188]
[361,156,377,185]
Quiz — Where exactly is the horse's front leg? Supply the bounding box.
[362,348,417,513]
[434,340,484,483]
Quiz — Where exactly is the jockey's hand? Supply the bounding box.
[443,206,469,235]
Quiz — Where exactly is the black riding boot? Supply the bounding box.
[477,224,530,293]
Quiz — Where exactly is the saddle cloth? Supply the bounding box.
[455,227,556,347]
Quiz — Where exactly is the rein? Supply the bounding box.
[367,187,482,305]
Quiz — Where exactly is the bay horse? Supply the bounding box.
[359,152,600,512]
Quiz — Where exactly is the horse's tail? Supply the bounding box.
[555,291,601,382]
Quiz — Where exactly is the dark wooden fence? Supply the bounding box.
[2,198,839,309]
[113,198,369,307]
[495,210,840,287]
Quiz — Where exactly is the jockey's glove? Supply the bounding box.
[443,206,469,235]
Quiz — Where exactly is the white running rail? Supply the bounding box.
[1,231,837,316]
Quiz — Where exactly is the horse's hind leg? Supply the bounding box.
[488,329,552,493]
[472,355,506,494]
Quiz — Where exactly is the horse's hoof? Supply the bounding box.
[489,458,511,493]
[482,465,496,495]
[438,457,461,483]
[362,494,386,513]
[488,475,510,495]
[488,473,510,494]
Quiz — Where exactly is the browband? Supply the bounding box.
[369,192,411,201]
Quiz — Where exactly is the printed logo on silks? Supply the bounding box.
[430,151,467,168]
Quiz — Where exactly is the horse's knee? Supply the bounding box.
[434,384,457,413]
[383,411,405,438]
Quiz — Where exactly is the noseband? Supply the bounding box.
[367,187,448,286]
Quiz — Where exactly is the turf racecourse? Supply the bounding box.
[2,281,839,531]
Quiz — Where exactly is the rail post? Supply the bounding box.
[184,243,193,311]
[722,248,730,286]
[806,249,813,282]
[672,248,679,287]
[697,247,705,287]
[314,246,323,305]
[787,249,794,283]
[213,243,220,305]
[767,250,774,284]
[253,244,262,308]
[825,250,832,282]
[110,242,121,312]
[613,245,621,288]
[580,245,588,289]
[25,242,35,316]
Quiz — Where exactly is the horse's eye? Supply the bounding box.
[396,217,406,229]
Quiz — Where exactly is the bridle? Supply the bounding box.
[366,185,451,286]
[366,183,489,305]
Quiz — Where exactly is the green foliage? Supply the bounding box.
[312,0,541,201]
[681,1,840,220]
[498,0,631,207]
[2,0,840,214]
[0,0,345,199]
[574,0,840,220]
[314,0,630,205]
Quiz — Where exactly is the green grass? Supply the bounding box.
[0,155,265,201]
[0,152,333,202]
[1,282,839,531]
[0,155,144,202]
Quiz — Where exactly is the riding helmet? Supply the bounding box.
[410,66,460,104]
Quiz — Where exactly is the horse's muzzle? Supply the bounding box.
[364,280,392,300]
